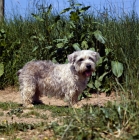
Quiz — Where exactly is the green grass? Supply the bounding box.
[35,104,78,116]
[0,101,139,139]
[0,102,20,110]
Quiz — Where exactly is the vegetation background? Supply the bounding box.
[0,0,139,139]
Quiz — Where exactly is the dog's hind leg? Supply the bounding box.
[19,78,36,107]
[32,87,43,104]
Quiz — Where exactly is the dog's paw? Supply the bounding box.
[25,104,34,108]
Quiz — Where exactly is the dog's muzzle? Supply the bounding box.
[84,64,93,77]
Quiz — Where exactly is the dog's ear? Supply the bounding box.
[68,52,78,64]
[95,52,100,62]
[91,51,100,62]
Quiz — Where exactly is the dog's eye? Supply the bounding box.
[89,57,94,62]
[79,58,84,62]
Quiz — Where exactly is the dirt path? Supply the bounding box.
[0,87,120,126]
[0,87,119,107]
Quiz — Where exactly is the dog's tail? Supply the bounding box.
[17,69,22,76]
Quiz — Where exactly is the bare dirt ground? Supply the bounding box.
[0,87,118,107]
[0,87,120,139]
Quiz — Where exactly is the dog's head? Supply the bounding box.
[68,50,100,77]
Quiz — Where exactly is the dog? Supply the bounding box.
[17,50,100,107]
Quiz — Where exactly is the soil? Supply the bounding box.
[0,87,119,107]
[0,87,120,139]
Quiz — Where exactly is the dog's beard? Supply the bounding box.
[80,65,95,77]
[77,68,94,77]
[74,63,95,77]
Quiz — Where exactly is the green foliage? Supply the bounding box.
[0,1,139,97]
[111,61,123,78]
[0,100,139,139]
[0,1,112,93]
[0,63,4,77]
[7,108,23,116]
[0,121,40,135]
[35,104,75,116]
[49,101,139,139]
[0,102,19,110]
[93,30,106,44]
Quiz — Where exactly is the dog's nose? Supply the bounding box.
[86,64,91,69]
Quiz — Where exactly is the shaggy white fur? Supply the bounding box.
[17,50,100,107]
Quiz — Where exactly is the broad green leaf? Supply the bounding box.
[79,6,91,13]
[0,29,5,33]
[95,79,101,89]
[72,43,81,51]
[46,4,52,15]
[101,88,110,93]
[75,3,82,7]
[87,82,94,88]
[111,61,123,78]
[67,32,74,39]
[57,43,64,48]
[105,48,112,55]
[1,41,7,47]
[46,46,53,49]
[69,21,76,28]
[117,106,122,119]
[81,41,88,49]
[30,35,37,39]
[0,63,4,77]
[54,38,68,44]
[38,34,45,41]
[98,72,108,82]
[70,11,80,22]
[52,57,57,63]
[97,56,103,66]
[60,8,72,14]
[93,30,106,44]
[32,46,39,52]
[89,48,95,51]
[103,57,108,62]
[31,14,44,22]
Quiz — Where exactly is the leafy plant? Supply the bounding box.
[48,101,139,140]
[0,63,4,77]
[28,1,117,95]
[0,0,138,98]
[51,1,124,95]
[111,61,123,78]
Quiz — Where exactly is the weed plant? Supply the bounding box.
[0,101,139,139]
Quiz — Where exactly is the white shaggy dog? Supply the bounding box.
[17,50,100,107]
